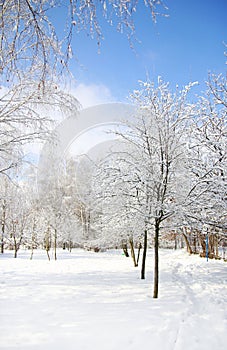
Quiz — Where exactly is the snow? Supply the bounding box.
[0,249,226,350]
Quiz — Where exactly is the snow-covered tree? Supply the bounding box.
[0,176,10,254]
[181,73,227,257]
[1,1,167,254]
[0,0,168,255]
[98,79,197,297]
[0,82,78,175]
[1,0,167,82]
[2,182,30,257]
[91,148,144,257]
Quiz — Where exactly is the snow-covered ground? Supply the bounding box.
[0,248,226,350]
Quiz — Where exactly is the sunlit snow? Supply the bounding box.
[0,249,226,350]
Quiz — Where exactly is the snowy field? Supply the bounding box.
[0,248,226,350]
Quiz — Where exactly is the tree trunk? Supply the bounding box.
[69,240,72,252]
[136,242,142,266]
[193,232,197,254]
[86,210,91,239]
[209,234,214,258]
[46,249,50,261]
[214,234,219,259]
[174,233,177,250]
[45,226,51,261]
[1,200,6,254]
[54,228,57,260]
[129,237,138,267]
[122,243,129,257]
[13,238,18,258]
[30,218,36,260]
[141,229,147,280]
[182,231,193,254]
[30,247,34,260]
[199,233,206,257]
[153,219,159,298]
[1,234,4,254]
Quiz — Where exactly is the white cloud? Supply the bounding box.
[69,83,115,108]
[67,125,119,158]
[23,82,114,159]
[5,82,115,163]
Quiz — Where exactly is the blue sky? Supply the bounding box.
[63,0,226,105]
[27,1,226,166]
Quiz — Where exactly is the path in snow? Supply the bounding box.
[163,254,227,349]
[0,249,226,350]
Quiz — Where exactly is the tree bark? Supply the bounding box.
[141,229,147,279]
[13,237,18,258]
[1,232,4,254]
[46,249,51,261]
[174,233,177,250]
[54,228,57,260]
[214,234,219,259]
[199,233,206,257]
[30,217,36,260]
[129,237,138,267]
[182,231,193,254]
[209,234,214,258]
[136,242,142,266]
[153,219,159,298]
[122,242,129,257]
[1,200,6,254]
[45,226,51,261]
